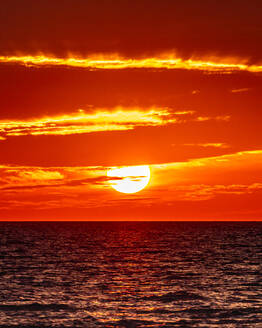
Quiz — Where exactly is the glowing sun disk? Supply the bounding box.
[107,165,150,194]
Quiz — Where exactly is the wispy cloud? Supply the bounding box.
[159,183,262,201]
[1,54,262,73]
[195,115,231,122]
[231,88,250,93]
[0,165,146,193]
[184,143,230,148]
[1,176,121,191]
[192,90,200,95]
[173,110,195,115]
[0,108,226,139]
[0,165,109,194]
[0,107,176,138]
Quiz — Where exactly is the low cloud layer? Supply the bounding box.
[0,150,261,214]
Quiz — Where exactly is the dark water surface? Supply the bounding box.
[0,222,261,327]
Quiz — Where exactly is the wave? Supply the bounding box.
[0,302,76,312]
[142,291,205,303]
[183,306,262,318]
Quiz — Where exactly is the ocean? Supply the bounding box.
[0,222,261,327]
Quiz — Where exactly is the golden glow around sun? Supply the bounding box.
[107,165,150,194]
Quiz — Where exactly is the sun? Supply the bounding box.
[107,165,150,194]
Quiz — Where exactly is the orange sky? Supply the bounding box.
[0,0,261,220]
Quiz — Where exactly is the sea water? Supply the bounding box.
[0,222,261,327]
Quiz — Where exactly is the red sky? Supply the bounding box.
[0,0,261,220]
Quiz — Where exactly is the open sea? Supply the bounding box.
[0,222,261,327]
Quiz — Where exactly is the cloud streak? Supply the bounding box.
[231,88,250,93]
[1,54,262,73]
[0,108,226,139]
[0,107,176,138]
[184,143,230,148]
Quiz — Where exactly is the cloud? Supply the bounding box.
[0,163,155,211]
[192,90,200,95]
[150,150,262,189]
[231,88,250,93]
[195,115,231,122]
[0,107,176,138]
[143,150,262,203]
[184,143,230,149]
[0,107,226,139]
[160,183,262,201]
[0,164,147,194]
[1,176,122,191]
[1,54,262,73]
[173,110,195,115]
[1,1,262,65]
[0,165,107,189]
